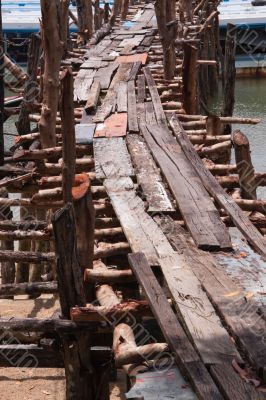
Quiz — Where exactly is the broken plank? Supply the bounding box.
[127,80,139,133]
[94,138,134,179]
[128,253,224,400]
[85,81,101,113]
[170,114,266,259]
[94,63,119,90]
[141,123,231,250]
[74,69,96,102]
[127,134,174,212]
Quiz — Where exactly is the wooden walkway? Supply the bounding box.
[1,1,266,399]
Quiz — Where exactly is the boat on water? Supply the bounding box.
[219,0,266,76]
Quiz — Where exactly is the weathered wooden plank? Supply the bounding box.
[158,215,266,376]
[94,138,134,179]
[115,82,127,113]
[80,60,108,69]
[93,63,133,123]
[116,53,148,65]
[143,67,167,124]
[94,113,127,137]
[85,81,101,113]
[105,179,159,265]
[94,63,119,90]
[127,80,139,133]
[127,134,174,212]
[137,74,146,103]
[119,35,145,48]
[75,123,96,145]
[74,69,96,102]
[170,114,266,259]
[128,61,142,82]
[128,253,224,400]
[211,364,266,400]
[145,101,156,124]
[141,123,231,250]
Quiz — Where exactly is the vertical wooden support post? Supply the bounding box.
[233,130,257,200]
[183,44,198,115]
[72,174,95,300]
[154,0,176,80]
[0,188,15,291]
[206,115,222,136]
[94,0,101,31]
[110,0,122,26]
[121,0,130,20]
[52,204,94,400]
[104,2,110,23]
[60,0,71,59]
[0,0,4,166]
[222,23,237,134]
[16,33,41,135]
[179,0,192,23]
[76,0,93,43]
[60,68,76,203]
[39,0,64,148]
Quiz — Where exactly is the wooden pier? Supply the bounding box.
[1,1,266,399]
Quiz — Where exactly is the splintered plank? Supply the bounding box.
[104,178,159,265]
[127,81,139,133]
[143,67,167,124]
[74,69,96,102]
[85,81,101,113]
[94,113,128,137]
[116,53,148,65]
[94,137,134,179]
[93,63,133,123]
[94,63,119,90]
[141,123,231,250]
[169,114,266,259]
[127,134,174,213]
[75,123,95,145]
[128,253,223,400]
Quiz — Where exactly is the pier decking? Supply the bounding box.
[1,1,266,399]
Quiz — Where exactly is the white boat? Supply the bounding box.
[219,0,266,76]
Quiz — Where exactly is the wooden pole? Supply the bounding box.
[154,0,176,80]
[0,0,4,166]
[52,204,94,400]
[233,130,257,200]
[76,0,93,43]
[183,44,198,115]
[60,68,76,203]
[39,0,64,148]
[222,23,237,134]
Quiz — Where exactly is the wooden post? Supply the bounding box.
[76,0,93,43]
[60,68,76,203]
[121,0,130,20]
[60,0,71,59]
[233,130,257,200]
[104,2,110,23]
[52,204,94,400]
[16,33,41,135]
[110,0,122,26]
[0,0,4,166]
[183,44,198,115]
[206,115,222,136]
[154,0,176,80]
[222,23,237,134]
[94,0,101,31]
[39,0,64,148]
[179,0,192,23]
